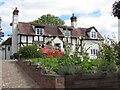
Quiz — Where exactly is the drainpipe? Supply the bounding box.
[5,46,6,60]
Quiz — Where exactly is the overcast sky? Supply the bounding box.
[0,0,118,41]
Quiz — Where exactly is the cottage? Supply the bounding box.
[0,8,104,60]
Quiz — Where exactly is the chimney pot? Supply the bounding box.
[13,7,19,15]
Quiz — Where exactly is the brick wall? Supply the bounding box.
[65,73,120,88]
[17,60,120,89]
[17,61,65,88]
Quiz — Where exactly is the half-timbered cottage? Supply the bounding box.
[0,8,104,60]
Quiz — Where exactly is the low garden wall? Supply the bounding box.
[17,60,65,88]
[17,60,120,89]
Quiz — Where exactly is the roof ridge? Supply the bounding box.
[18,22,31,24]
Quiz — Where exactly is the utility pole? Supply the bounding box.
[0,17,4,43]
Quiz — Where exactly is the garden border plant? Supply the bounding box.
[17,38,120,75]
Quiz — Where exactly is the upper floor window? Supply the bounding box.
[91,31,97,39]
[65,30,71,37]
[35,28,44,35]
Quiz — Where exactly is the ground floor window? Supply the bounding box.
[91,49,98,55]
[8,46,10,51]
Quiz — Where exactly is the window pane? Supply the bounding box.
[40,29,42,35]
[37,29,40,34]
[36,28,44,35]
[8,46,10,51]
[93,49,95,55]
[91,32,96,38]
[91,49,93,55]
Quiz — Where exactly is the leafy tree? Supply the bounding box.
[112,1,120,43]
[112,0,120,19]
[31,14,65,26]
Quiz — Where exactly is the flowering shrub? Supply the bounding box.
[18,44,42,59]
[40,47,64,58]
[23,38,120,75]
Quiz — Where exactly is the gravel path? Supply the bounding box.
[1,60,40,89]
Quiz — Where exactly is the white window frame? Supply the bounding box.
[36,28,44,35]
[91,31,97,39]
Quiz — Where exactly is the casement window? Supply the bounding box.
[91,31,97,39]
[91,49,98,55]
[36,28,44,35]
[59,27,71,37]
[64,30,71,37]
[65,30,71,37]
[8,46,10,51]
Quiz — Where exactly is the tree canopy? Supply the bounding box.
[112,0,120,19]
[31,14,65,26]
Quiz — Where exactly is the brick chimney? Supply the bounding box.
[12,7,19,55]
[70,13,77,28]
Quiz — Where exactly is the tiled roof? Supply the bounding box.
[44,25,63,36]
[17,22,104,40]
[18,22,35,35]
[1,37,12,45]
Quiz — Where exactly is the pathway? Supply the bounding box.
[1,60,40,89]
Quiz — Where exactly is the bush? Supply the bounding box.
[55,64,82,75]
[97,42,118,73]
[115,42,120,65]
[18,45,42,59]
[29,39,120,75]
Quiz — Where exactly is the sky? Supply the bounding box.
[0,0,118,41]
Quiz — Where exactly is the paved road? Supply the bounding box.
[1,60,40,89]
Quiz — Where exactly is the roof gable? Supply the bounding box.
[1,37,12,45]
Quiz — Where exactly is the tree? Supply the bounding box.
[112,0,120,42]
[112,0,120,19]
[31,14,65,26]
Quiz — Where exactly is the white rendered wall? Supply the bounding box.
[71,38,77,53]
[71,21,77,28]
[28,36,33,43]
[12,15,18,55]
[21,36,26,43]
[45,37,49,44]
[83,40,101,59]
[6,45,12,60]
[52,37,64,51]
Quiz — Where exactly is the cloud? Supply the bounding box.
[0,0,118,41]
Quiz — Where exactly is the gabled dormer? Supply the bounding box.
[35,26,44,35]
[59,27,71,37]
[90,30,97,39]
[87,27,98,39]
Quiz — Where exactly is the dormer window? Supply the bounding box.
[65,30,71,37]
[35,28,44,35]
[59,27,71,37]
[91,31,97,39]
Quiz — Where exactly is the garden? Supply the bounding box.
[17,40,120,75]
[16,39,120,88]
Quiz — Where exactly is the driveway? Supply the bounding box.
[1,60,40,89]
